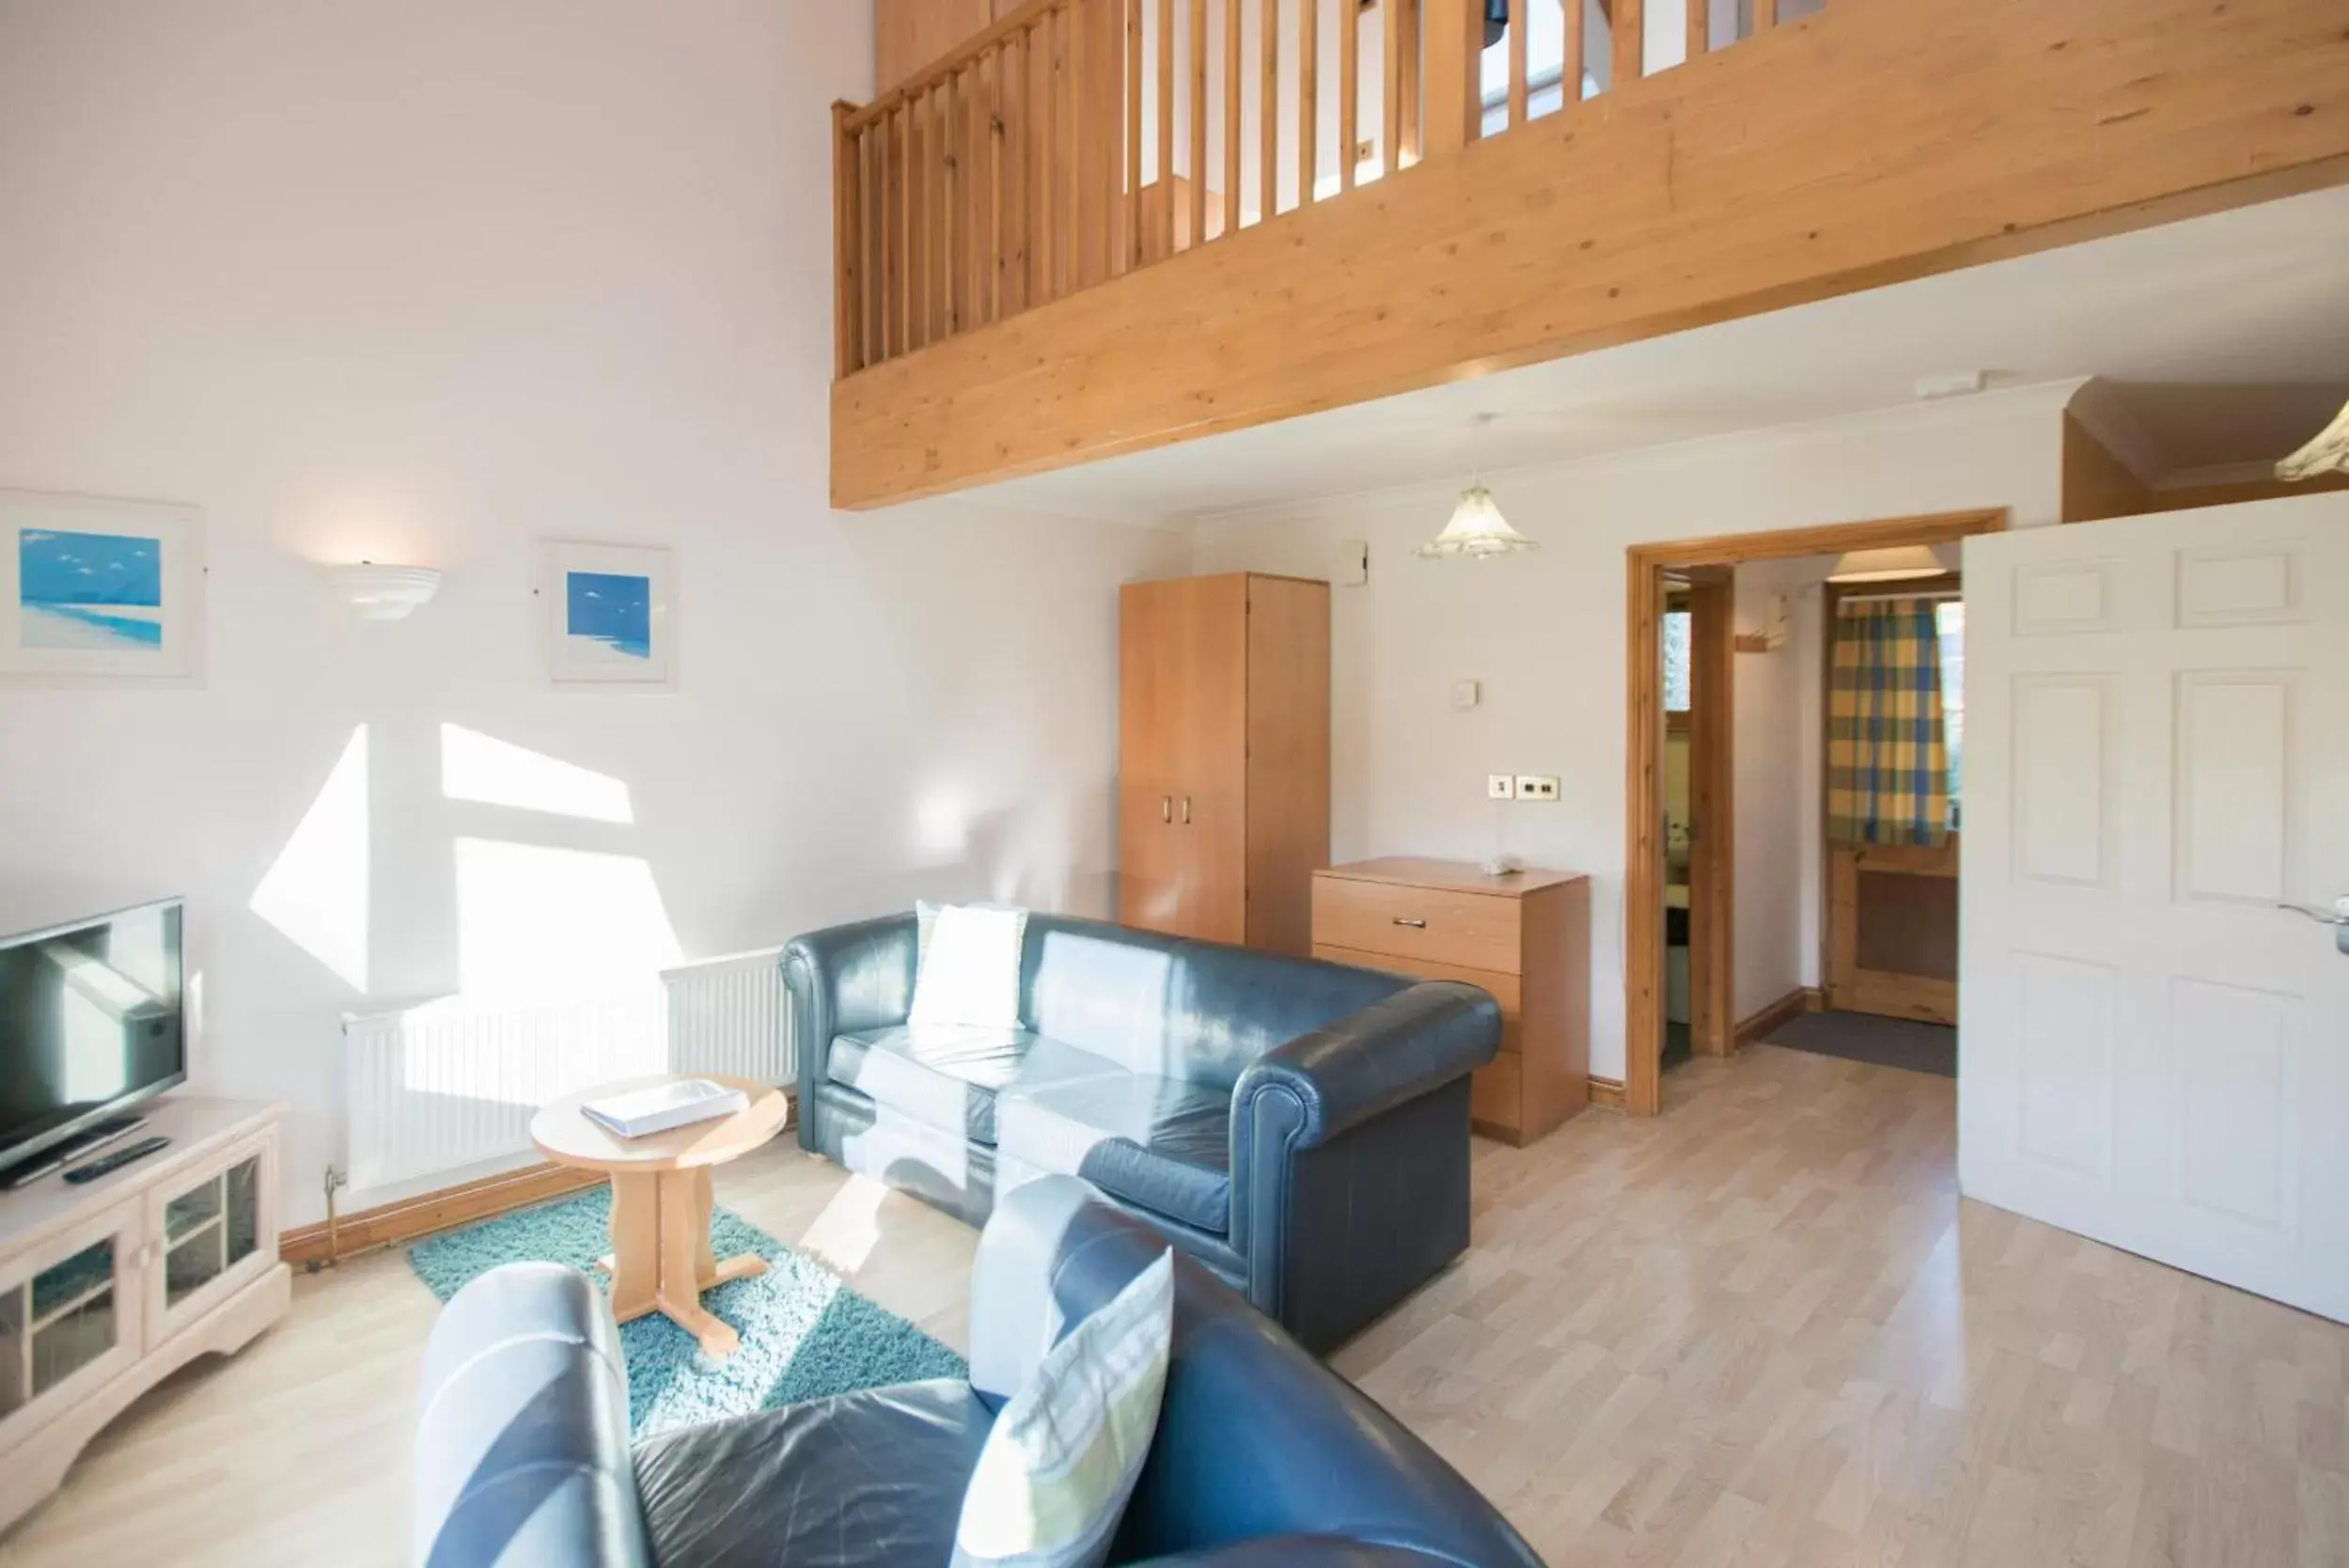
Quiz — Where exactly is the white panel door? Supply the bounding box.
[1961,494,2349,1324]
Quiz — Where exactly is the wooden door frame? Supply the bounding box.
[1623,509,2007,1117]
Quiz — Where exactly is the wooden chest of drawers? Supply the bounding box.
[1311,858,1590,1146]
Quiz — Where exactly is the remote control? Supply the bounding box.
[62,1135,171,1184]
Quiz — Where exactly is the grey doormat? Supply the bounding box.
[1763,1009,1956,1078]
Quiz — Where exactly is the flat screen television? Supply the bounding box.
[0,899,186,1178]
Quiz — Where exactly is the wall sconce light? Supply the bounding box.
[325,562,442,621]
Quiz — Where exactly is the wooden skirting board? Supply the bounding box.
[831,0,2349,507]
[280,1161,605,1268]
[1734,986,1824,1049]
[1587,1075,1627,1110]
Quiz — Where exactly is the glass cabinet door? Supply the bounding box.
[149,1140,271,1341]
[0,1204,141,1435]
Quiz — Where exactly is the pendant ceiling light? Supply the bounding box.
[1826,545,1943,583]
[2277,398,2349,479]
[1417,414,1538,560]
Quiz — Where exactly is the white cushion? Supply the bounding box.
[910,902,1027,1030]
[950,1250,1175,1568]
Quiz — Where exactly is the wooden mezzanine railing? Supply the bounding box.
[831,0,1809,378]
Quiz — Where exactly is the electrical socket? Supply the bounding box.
[1515,775,1560,801]
[1488,774,1517,800]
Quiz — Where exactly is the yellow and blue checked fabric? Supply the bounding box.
[1827,599,1949,846]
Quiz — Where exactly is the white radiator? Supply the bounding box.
[663,947,794,1085]
[342,948,792,1193]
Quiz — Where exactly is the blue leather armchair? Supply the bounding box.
[414,1177,1547,1568]
[784,913,1502,1353]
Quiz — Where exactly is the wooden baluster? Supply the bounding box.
[909,88,927,347]
[967,62,984,326]
[987,48,1004,323]
[1399,0,1422,165]
[947,71,964,336]
[1561,0,1583,105]
[862,120,881,365]
[1062,5,1084,294]
[1126,0,1145,269]
[1685,0,1706,60]
[1188,0,1207,244]
[1155,0,1174,259]
[1754,0,1775,31]
[1299,0,1319,203]
[1509,0,1528,128]
[1339,0,1359,190]
[1259,0,1276,219]
[1223,0,1241,232]
[1047,8,1066,301]
[1004,32,1026,318]
[1382,0,1403,175]
[925,83,944,340]
[1072,0,1091,288]
[1421,0,1479,156]
[1615,0,1642,83]
[832,103,860,378]
[894,103,910,354]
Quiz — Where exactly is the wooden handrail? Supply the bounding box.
[847,0,1070,133]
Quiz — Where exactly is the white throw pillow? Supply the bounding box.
[950,1250,1176,1568]
[910,902,1027,1030]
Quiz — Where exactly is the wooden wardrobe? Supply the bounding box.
[1119,573,1330,955]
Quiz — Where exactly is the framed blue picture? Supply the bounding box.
[542,541,674,686]
[0,489,205,682]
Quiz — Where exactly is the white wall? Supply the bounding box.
[1191,386,2068,1082]
[0,0,1184,1224]
[1729,554,1832,1018]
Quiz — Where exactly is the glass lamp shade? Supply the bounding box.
[1826,544,1943,583]
[1415,485,1538,558]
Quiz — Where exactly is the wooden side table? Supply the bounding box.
[530,1074,790,1358]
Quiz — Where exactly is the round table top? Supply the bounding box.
[530,1074,791,1174]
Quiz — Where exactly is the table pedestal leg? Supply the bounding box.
[603,1168,767,1359]
[605,1172,661,1324]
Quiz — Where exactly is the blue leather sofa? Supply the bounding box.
[414,1176,1546,1568]
[784,913,1502,1353]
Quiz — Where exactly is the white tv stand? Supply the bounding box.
[0,1096,290,1534]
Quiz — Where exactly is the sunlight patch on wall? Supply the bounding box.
[441,723,634,823]
[453,838,680,999]
[251,725,370,990]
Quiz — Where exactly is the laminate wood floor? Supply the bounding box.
[3,1044,2341,1567]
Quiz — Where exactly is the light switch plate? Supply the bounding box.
[1451,680,1481,710]
[1515,775,1560,801]
[1488,774,1517,800]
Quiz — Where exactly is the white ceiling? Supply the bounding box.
[963,185,2349,525]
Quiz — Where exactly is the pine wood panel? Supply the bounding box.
[878,0,1002,94]
[1244,574,1330,956]
[831,0,2349,507]
[1118,576,1188,933]
[1178,573,1252,943]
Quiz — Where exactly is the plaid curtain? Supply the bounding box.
[1827,599,1950,846]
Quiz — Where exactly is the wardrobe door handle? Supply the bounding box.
[1182,796,1192,825]
[1160,795,1172,823]
[1392,917,1427,929]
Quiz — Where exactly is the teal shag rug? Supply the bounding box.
[409,1188,966,1438]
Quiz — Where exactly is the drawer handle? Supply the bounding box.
[1392,917,1428,929]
